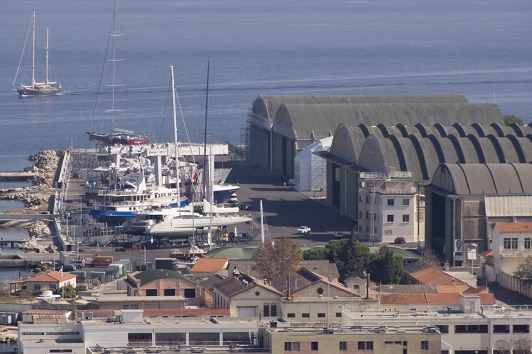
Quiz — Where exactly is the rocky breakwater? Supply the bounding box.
[0,150,60,213]
[0,150,61,253]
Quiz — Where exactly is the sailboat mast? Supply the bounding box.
[45,28,49,85]
[110,3,118,132]
[31,11,36,86]
[170,66,180,200]
[202,62,210,202]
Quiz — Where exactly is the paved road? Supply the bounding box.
[222,160,357,248]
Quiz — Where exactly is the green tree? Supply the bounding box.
[253,238,303,281]
[504,114,524,126]
[514,256,532,284]
[368,247,404,284]
[326,234,370,281]
[303,247,329,260]
[54,284,77,299]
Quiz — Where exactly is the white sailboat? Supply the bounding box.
[13,11,62,96]
[140,66,251,240]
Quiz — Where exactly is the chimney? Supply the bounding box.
[444,262,450,272]
[286,274,291,300]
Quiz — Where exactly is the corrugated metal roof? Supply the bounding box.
[486,196,532,217]
[433,163,532,196]
[255,94,469,125]
[274,103,503,140]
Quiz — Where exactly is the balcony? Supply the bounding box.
[498,246,532,257]
[370,187,416,195]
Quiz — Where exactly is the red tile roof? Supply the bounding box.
[380,293,427,305]
[496,222,532,233]
[190,258,228,273]
[409,267,467,286]
[25,271,77,283]
[380,293,496,305]
[480,249,493,257]
[435,285,470,294]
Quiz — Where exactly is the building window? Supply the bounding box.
[263,304,270,317]
[189,332,218,345]
[145,289,157,296]
[387,215,394,222]
[513,324,529,333]
[339,342,347,351]
[403,199,409,206]
[526,238,531,249]
[163,289,175,296]
[128,333,153,344]
[292,342,300,351]
[317,313,325,318]
[317,288,324,294]
[421,341,428,350]
[366,342,373,350]
[454,325,488,333]
[358,342,365,350]
[359,212,363,219]
[287,313,295,318]
[387,199,394,206]
[336,312,342,317]
[155,333,186,345]
[311,342,318,351]
[34,284,41,290]
[512,238,518,249]
[366,212,369,220]
[504,238,511,249]
[359,196,364,203]
[184,289,196,298]
[284,342,292,351]
[403,214,410,222]
[271,304,277,317]
[436,325,449,333]
[302,313,310,318]
[493,325,510,333]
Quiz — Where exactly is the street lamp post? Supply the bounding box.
[467,243,477,275]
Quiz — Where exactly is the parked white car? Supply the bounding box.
[297,226,311,234]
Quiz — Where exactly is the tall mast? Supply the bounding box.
[170,66,179,199]
[202,62,210,201]
[45,28,49,84]
[31,12,36,86]
[108,0,125,132]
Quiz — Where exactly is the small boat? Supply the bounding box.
[170,246,207,260]
[13,12,62,97]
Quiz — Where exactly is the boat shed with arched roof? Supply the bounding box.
[424,163,532,267]
[271,102,504,178]
[246,94,470,170]
[315,122,532,255]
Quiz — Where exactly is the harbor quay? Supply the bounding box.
[0,147,359,269]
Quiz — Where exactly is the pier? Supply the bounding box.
[0,172,36,181]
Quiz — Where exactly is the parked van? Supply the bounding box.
[89,255,114,267]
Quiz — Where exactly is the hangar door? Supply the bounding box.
[238,306,256,318]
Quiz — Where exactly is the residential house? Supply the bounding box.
[195,274,226,308]
[124,269,201,307]
[492,222,532,275]
[214,267,364,322]
[24,271,77,291]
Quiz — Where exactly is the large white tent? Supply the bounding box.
[293,137,332,192]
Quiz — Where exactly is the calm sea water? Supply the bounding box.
[0,0,531,174]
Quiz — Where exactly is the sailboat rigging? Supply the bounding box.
[86,1,148,146]
[13,11,62,97]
